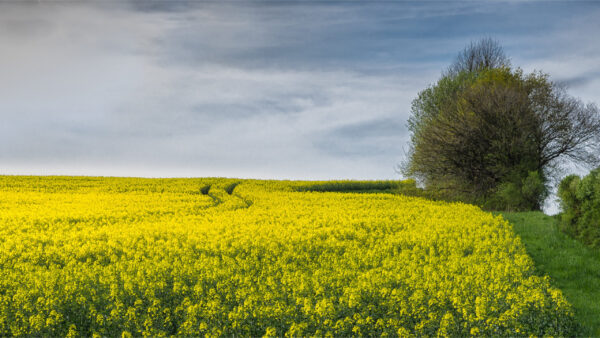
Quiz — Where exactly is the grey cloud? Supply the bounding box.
[0,17,54,38]
[331,118,407,139]
[312,118,408,158]
[149,2,495,71]
[190,94,328,120]
[556,71,600,89]
[1,0,599,188]
[123,0,201,13]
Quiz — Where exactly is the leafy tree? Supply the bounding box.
[403,39,600,211]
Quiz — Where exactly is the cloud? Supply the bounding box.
[0,0,599,190]
[313,117,408,159]
[556,72,600,90]
[330,118,407,139]
[147,1,494,71]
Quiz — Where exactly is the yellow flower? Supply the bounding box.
[0,176,576,336]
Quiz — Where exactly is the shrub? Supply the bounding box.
[558,169,600,247]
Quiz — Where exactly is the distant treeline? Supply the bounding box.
[295,180,419,194]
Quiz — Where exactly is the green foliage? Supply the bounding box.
[407,66,552,210]
[404,39,600,211]
[486,171,548,211]
[558,169,600,247]
[491,181,521,211]
[521,171,548,208]
[557,175,581,228]
[294,179,421,195]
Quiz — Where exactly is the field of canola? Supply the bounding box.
[0,176,577,336]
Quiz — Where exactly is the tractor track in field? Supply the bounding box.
[197,184,222,209]
[226,182,254,208]
[198,182,253,210]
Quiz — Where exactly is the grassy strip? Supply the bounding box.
[501,211,600,336]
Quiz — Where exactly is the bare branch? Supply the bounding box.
[447,37,511,76]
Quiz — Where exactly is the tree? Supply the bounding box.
[403,39,600,211]
[446,37,511,76]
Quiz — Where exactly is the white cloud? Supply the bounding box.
[0,0,598,192]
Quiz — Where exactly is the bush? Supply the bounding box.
[443,170,548,212]
[558,169,600,247]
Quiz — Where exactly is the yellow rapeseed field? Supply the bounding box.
[0,176,576,336]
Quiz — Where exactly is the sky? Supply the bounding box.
[1,0,599,195]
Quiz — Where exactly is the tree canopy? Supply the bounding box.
[403,39,600,211]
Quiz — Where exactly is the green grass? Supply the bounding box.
[501,211,600,336]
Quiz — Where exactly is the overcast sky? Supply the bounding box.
[1,1,599,184]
